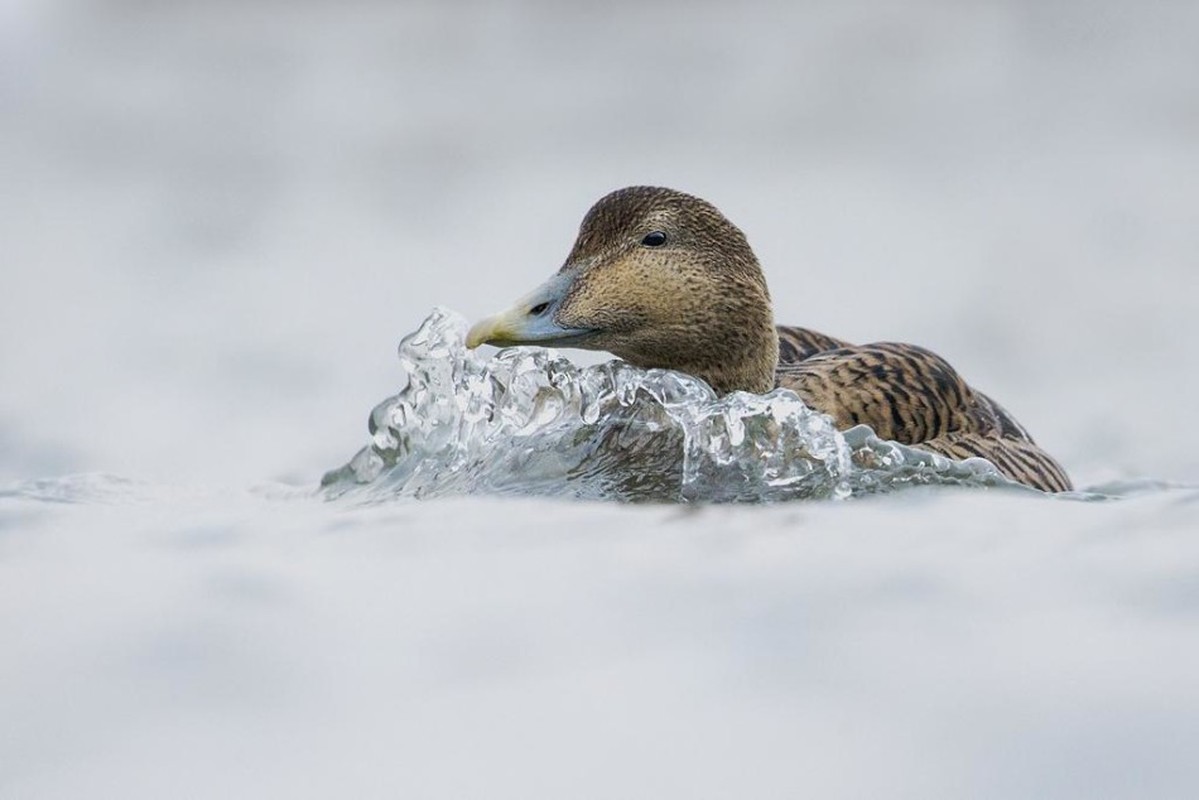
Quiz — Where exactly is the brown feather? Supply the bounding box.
[774,328,1071,491]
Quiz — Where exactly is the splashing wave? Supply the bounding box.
[322,308,1017,502]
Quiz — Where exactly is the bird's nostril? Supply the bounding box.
[529,302,550,316]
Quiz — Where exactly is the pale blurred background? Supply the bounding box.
[3,0,1197,488]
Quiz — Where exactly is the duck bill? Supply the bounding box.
[466,272,594,349]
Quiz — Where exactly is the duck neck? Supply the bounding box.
[688,321,779,397]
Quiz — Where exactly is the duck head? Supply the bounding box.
[466,186,779,395]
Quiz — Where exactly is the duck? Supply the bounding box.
[465,186,1072,493]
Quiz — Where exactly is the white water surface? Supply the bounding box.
[3,0,1199,797]
[4,479,1199,799]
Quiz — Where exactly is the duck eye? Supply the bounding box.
[641,231,667,247]
[529,302,550,316]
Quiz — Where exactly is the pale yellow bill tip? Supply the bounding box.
[465,315,502,349]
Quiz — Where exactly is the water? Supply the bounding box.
[5,476,1199,800]
[323,308,1019,503]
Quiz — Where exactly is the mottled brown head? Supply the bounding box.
[467,186,779,395]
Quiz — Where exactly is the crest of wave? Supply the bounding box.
[322,308,1013,502]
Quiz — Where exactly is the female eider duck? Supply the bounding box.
[466,186,1072,493]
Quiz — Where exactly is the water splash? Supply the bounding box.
[322,308,1017,503]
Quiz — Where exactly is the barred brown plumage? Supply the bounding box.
[467,186,1072,493]
[774,331,1072,492]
